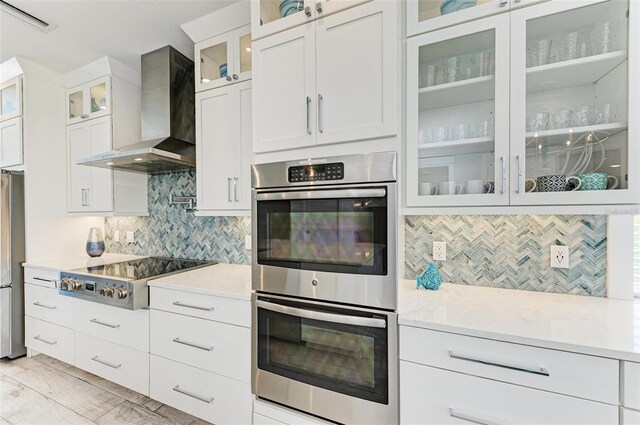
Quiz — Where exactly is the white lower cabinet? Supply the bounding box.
[150,309,250,383]
[400,361,618,425]
[624,361,640,410]
[150,354,252,425]
[24,284,73,328]
[623,408,640,425]
[0,117,23,168]
[75,332,149,395]
[25,316,74,364]
[254,413,284,425]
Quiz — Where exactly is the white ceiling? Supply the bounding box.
[0,0,237,74]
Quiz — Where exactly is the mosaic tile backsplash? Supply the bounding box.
[405,215,607,297]
[105,171,251,264]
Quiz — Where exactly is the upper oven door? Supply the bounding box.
[252,182,397,310]
[255,185,389,275]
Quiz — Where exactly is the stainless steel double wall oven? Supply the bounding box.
[251,152,398,424]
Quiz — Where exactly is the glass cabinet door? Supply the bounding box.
[196,33,232,92]
[407,0,509,36]
[234,25,253,83]
[407,14,510,207]
[0,77,21,122]
[510,0,636,205]
[251,0,315,40]
[67,76,110,124]
[68,90,84,121]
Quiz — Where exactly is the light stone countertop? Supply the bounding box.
[23,253,147,272]
[147,263,251,301]
[399,279,640,362]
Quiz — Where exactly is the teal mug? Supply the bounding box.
[576,173,618,191]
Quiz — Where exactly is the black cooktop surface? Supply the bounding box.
[73,256,211,281]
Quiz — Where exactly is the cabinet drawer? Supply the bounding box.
[623,408,640,425]
[150,287,250,327]
[254,398,333,425]
[24,267,60,288]
[254,413,283,425]
[150,354,252,425]
[73,299,149,352]
[624,361,640,410]
[399,326,618,404]
[75,332,149,396]
[400,361,618,425]
[25,316,74,364]
[150,309,250,383]
[24,284,73,327]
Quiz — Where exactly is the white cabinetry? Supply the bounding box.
[0,76,21,122]
[0,117,22,169]
[149,286,252,424]
[196,81,252,214]
[407,0,638,209]
[195,25,252,92]
[253,398,333,425]
[64,59,147,216]
[253,1,397,153]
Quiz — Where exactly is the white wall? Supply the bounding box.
[21,64,103,261]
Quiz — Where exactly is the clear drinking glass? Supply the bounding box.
[591,21,611,55]
[565,31,579,61]
[537,38,552,65]
[426,64,438,87]
[444,57,460,83]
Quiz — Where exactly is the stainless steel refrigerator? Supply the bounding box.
[0,171,25,359]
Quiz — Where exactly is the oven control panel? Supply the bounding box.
[288,162,344,183]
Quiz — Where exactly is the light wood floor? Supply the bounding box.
[0,354,211,425]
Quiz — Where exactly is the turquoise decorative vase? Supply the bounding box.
[417,262,443,290]
[86,227,105,257]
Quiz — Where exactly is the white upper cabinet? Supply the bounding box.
[253,0,397,154]
[0,77,21,122]
[406,0,638,209]
[510,0,636,206]
[195,25,252,92]
[66,76,111,125]
[0,117,23,168]
[253,23,317,153]
[67,116,114,213]
[196,81,253,214]
[406,0,550,37]
[407,14,510,207]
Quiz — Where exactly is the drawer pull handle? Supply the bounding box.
[33,302,56,310]
[34,335,57,345]
[90,318,120,329]
[172,337,214,351]
[449,408,498,425]
[172,385,214,403]
[172,301,214,311]
[91,356,122,369]
[34,277,55,283]
[449,350,549,376]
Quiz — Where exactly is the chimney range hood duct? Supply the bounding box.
[77,46,196,174]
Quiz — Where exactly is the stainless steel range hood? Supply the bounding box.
[78,46,195,174]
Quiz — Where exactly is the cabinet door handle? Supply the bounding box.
[227,178,233,203]
[81,189,86,206]
[449,408,499,425]
[449,350,549,376]
[34,335,57,345]
[172,337,214,351]
[33,302,56,310]
[317,93,324,134]
[316,2,323,13]
[500,155,506,194]
[499,0,508,7]
[91,356,122,369]
[225,75,232,82]
[172,301,215,311]
[306,96,312,135]
[90,318,120,329]
[172,385,214,403]
[232,74,238,80]
[80,114,89,119]
[304,5,312,16]
[233,178,239,202]
[86,188,91,206]
[516,155,523,194]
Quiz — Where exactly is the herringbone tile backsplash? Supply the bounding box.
[405,215,607,297]
[105,171,251,264]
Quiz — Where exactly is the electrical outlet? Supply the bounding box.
[126,231,135,244]
[245,235,252,250]
[114,231,120,243]
[550,245,569,269]
[433,241,447,261]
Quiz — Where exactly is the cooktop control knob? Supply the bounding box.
[62,279,83,291]
[115,288,128,300]
[99,286,115,297]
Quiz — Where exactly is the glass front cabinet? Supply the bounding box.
[66,76,111,125]
[407,0,638,208]
[0,77,22,122]
[195,25,252,92]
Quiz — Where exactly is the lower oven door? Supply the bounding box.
[252,294,398,425]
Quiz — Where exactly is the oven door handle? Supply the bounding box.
[255,188,386,201]
[256,300,386,328]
